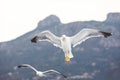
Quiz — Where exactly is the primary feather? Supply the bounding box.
[31,30,61,48]
[71,28,112,47]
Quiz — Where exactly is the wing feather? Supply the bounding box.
[70,28,111,47]
[43,70,67,78]
[17,64,38,72]
[43,70,61,74]
[31,30,61,48]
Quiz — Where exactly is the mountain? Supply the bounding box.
[0,13,120,80]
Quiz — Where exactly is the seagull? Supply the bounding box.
[17,64,67,78]
[31,28,112,62]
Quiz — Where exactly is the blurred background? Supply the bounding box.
[0,13,120,80]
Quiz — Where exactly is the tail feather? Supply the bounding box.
[65,52,74,58]
[69,52,74,58]
[100,31,112,38]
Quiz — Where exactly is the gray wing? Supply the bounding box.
[17,64,38,72]
[43,70,67,78]
[70,28,112,47]
[31,30,61,48]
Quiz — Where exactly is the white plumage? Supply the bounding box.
[31,28,112,62]
[16,64,67,78]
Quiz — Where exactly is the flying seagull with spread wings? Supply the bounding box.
[16,64,67,78]
[31,28,112,62]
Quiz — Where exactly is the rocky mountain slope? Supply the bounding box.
[0,12,120,80]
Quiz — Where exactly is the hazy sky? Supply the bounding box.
[0,0,120,42]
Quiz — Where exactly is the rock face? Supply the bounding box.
[37,15,61,30]
[106,13,120,23]
[0,13,120,80]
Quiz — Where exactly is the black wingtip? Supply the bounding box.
[63,75,68,78]
[31,36,38,43]
[17,65,22,68]
[61,74,68,78]
[17,65,28,68]
[100,31,112,38]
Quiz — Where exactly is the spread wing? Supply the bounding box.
[31,30,61,48]
[43,69,67,78]
[70,28,112,47]
[17,64,38,72]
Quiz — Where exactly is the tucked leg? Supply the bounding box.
[65,51,71,62]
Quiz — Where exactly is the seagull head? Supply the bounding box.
[62,35,66,41]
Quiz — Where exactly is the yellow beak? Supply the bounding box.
[65,56,70,62]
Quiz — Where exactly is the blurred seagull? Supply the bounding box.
[31,28,112,62]
[17,64,67,78]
